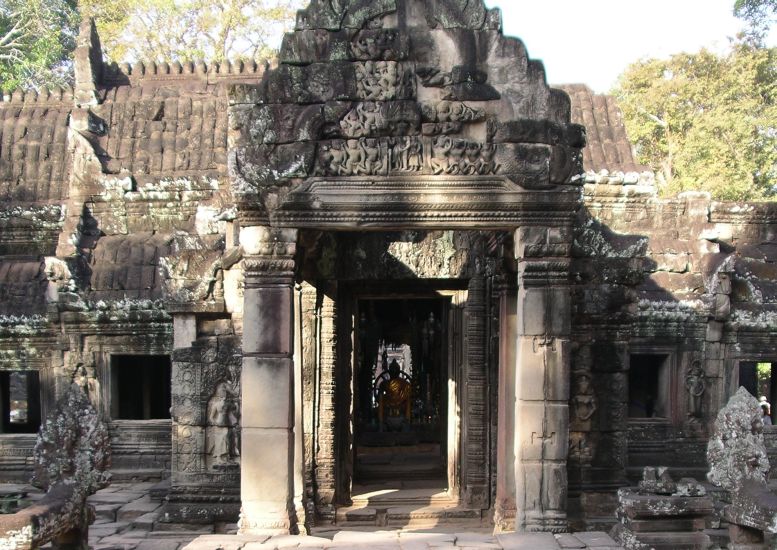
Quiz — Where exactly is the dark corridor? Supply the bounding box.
[354,297,448,484]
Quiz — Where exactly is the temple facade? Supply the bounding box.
[1,0,776,535]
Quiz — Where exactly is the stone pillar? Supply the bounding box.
[238,226,299,534]
[513,226,572,533]
[495,276,518,532]
[293,283,306,533]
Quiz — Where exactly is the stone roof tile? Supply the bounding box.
[93,84,229,180]
[86,233,171,300]
[0,259,47,315]
[559,84,648,174]
[0,98,72,204]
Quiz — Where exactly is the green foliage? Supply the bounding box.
[614,43,777,201]
[757,362,773,399]
[0,0,79,92]
[734,0,776,43]
[79,0,304,64]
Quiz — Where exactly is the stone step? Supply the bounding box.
[335,504,483,528]
[149,478,171,501]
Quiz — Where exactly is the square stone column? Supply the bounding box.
[495,275,518,532]
[513,226,572,533]
[239,226,299,534]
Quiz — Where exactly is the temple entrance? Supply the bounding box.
[353,297,449,489]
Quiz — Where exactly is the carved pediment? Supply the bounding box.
[231,0,585,228]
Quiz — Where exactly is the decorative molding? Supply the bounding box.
[273,176,579,229]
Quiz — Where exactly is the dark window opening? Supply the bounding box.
[739,361,777,411]
[0,371,41,433]
[111,355,171,420]
[629,354,670,419]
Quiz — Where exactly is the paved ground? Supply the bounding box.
[86,482,209,550]
[181,531,624,549]
[3,482,624,549]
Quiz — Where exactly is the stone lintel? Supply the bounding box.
[271,177,579,230]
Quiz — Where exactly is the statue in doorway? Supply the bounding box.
[206,380,240,467]
[685,361,706,419]
[378,359,412,430]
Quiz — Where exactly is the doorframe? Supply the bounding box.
[339,284,468,504]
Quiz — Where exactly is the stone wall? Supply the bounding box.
[0,20,249,484]
[0,0,775,534]
[568,177,777,528]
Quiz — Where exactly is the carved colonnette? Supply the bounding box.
[462,275,490,508]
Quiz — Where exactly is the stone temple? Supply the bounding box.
[0,0,776,537]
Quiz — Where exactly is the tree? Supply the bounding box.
[78,0,304,64]
[734,0,776,43]
[0,0,79,92]
[614,43,777,201]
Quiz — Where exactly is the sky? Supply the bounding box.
[483,0,772,93]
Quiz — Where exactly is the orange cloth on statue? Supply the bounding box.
[383,378,412,408]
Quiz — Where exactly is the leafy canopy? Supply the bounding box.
[0,0,79,92]
[734,0,777,42]
[79,0,304,64]
[614,42,777,201]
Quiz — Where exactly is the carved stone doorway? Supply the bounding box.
[353,297,449,488]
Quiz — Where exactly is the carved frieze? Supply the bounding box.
[350,29,408,61]
[339,101,421,138]
[316,139,389,176]
[355,61,413,101]
[422,122,462,136]
[430,137,498,176]
[295,0,397,31]
[389,137,424,173]
[421,100,486,123]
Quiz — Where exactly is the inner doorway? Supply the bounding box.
[354,297,449,489]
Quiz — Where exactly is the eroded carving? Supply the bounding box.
[316,139,388,176]
[355,61,410,101]
[73,363,100,408]
[0,383,111,549]
[707,387,769,491]
[421,100,485,123]
[571,371,597,429]
[350,29,404,60]
[390,137,423,172]
[685,361,706,419]
[206,378,240,468]
[430,137,498,175]
[339,101,420,138]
